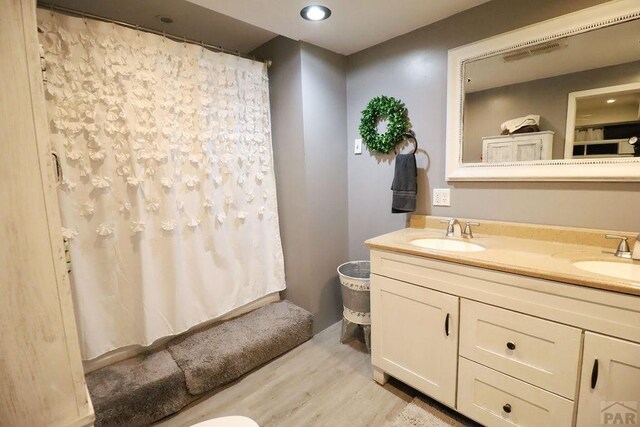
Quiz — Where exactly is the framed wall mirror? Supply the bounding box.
[446,0,640,181]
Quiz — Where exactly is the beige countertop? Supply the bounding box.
[365,216,640,297]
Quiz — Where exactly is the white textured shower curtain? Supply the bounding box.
[38,11,285,359]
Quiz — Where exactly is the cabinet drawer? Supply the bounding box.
[458,357,574,427]
[460,299,581,399]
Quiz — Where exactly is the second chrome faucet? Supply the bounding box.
[606,233,640,260]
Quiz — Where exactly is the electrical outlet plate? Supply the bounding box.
[354,138,363,155]
[433,188,451,207]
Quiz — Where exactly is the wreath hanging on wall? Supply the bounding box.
[359,95,410,154]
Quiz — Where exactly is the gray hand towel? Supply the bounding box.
[391,153,417,213]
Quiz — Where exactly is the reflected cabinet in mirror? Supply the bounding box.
[446,0,640,181]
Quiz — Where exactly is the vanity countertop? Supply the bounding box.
[365,216,640,297]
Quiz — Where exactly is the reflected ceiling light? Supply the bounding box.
[607,99,616,104]
[300,5,331,21]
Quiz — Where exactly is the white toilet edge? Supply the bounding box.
[190,415,259,427]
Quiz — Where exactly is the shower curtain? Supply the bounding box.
[37,11,286,359]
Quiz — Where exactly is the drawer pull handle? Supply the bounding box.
[503,403,512,414]
[506,341,516,350]
[445,313,450,336]
[591,358,599,389]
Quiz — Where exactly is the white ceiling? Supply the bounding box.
[578,93,640,111]
[186,0,491,55]
[45,0,277,53]
[576,92,640,125]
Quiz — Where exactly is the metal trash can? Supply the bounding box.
[337,260,371,352]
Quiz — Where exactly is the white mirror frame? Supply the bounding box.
[446,0,640,182]
[564,82,640,159]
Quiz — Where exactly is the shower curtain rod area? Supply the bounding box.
[37,2,272,67]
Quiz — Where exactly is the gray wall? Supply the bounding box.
[253,38,348,333]
[346,0,640,261]
[300,43,349,333]
[463,60,640,162]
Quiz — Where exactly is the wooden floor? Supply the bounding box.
[156,321,419,427]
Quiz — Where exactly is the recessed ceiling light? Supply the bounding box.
[607,99,616,104]
[300,5,331,21]
[157,15,174,24]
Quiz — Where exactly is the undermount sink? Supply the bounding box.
[573,261,640,282]
[409,238,485,252]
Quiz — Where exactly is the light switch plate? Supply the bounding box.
[354,138,363,155]
[433,188,451,207]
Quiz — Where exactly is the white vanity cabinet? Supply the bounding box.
[370,276,459,407]
[576,333,640,427]
[369,248,640,427]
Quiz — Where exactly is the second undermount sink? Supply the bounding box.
[573,260,640,282]
[409,238,485,253]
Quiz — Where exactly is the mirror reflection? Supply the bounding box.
[461,18,640,163]
[567,85,640,158]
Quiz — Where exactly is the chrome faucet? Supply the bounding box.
[462,222,480,239]
[441,218,461,237]
[606,234,640,260]
[441,218,480,238]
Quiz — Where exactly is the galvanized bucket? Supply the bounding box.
[337,260,371,326]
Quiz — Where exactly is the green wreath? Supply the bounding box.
[359,95,410,154]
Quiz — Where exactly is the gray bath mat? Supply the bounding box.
[86,350,194,426]
[168,300,313,395]
[385,396,478,427]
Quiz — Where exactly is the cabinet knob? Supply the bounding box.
[506,341,516,350]
[503,403,512,414]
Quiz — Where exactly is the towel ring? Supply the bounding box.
[395,132,418,155]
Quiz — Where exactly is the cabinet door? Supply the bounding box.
[371,275,459,407]
[0,1,92,426]
[484,141,513,163]
[576,332,640,427]
[513,139,542,161]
